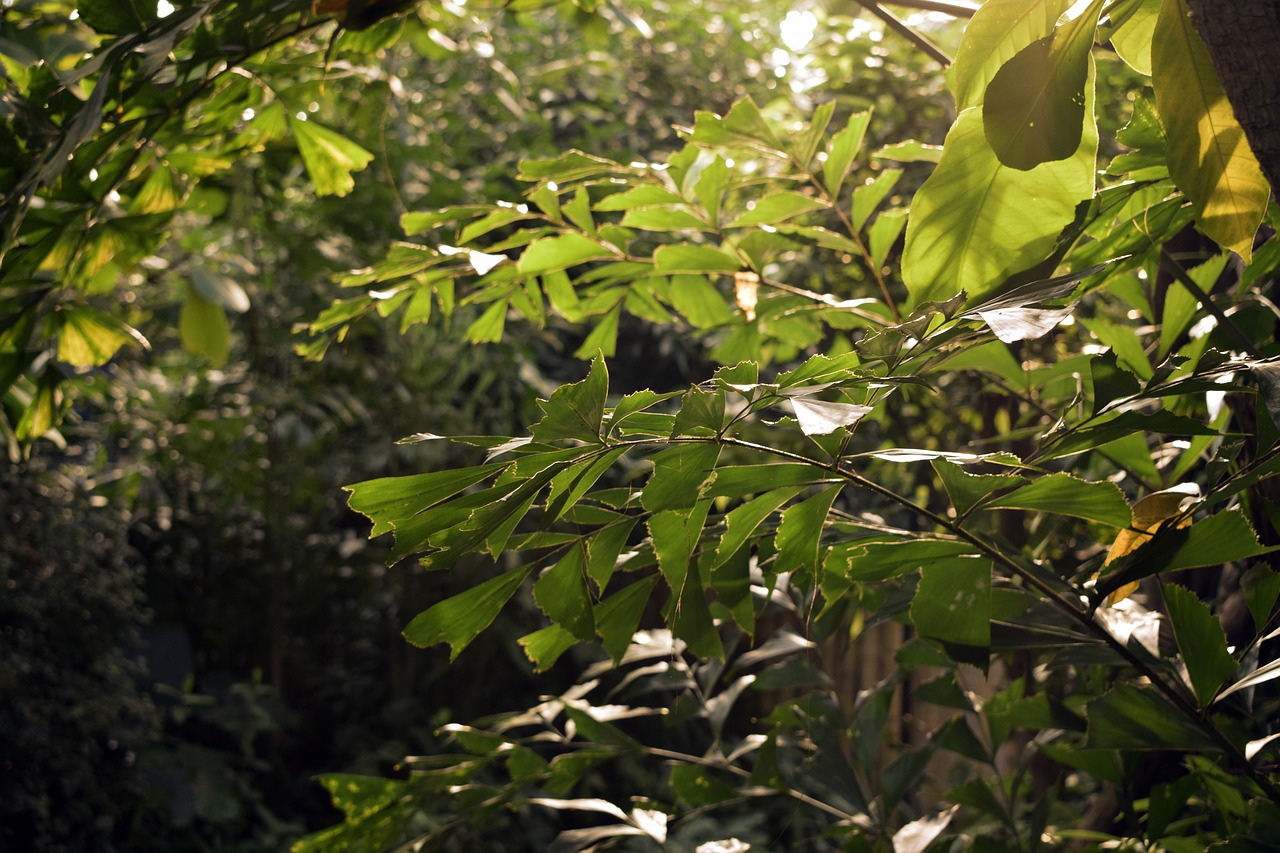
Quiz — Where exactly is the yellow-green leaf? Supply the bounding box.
[290,117,374,198]
[1152,0,1268,261]
[949,0,1071,110]
[57,304,149,367]
[902,99,1097,306]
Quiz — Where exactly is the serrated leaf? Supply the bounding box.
[774,485,842,575]
[1085,683,1214,749]
[823,111,872,196]
[985,472,1130,527]
[713,486,806,568]
[983,0,1103,170]
[693,156,731,225]
[520,624,578,672]
[843,539,979,582]
[1163,583,1237,706]
[1104,489,1201,597]
[531,353,609,444]
[911,557,991,648]
[1152,0,1268,260]
[789,398,873,435]
[643,443,721,512]
[403,567,534,659]
[596,576,658,663]
[902,102,1097,307]
[535,545,596,641]
[595,185,687,210]
[520,233,615,274]
[933,458,1025,516]
[729,192,829,227]
[290,118,374,198]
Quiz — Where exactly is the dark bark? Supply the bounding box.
[1185,0,1280,196]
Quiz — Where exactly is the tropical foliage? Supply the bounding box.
[6,0,1280,849]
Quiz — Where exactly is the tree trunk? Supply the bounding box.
[1185,0,1280,196]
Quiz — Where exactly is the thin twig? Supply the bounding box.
[849,0,954,67]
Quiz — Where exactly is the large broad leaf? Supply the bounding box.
[290,118,374,198]
[1163,583,1237,706]
[949,0,1072,110]
[983,0,1103,170]
[984,472,1130,528]
[902,100,1097,307]
[1109,0,1160,75]
[403,566,534,660]
[911,557,992,648]
[1152,0,1268,261]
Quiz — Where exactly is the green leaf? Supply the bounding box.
[985,472,1130,527]
[77,0,153,34]
[693,156,731,225]
[1159,510,1277,571]
[180,284,231,367]
[873,140,944,164]
[595,186,687,210]
[841,539,979,582]
[520,624,578,672]
[911,557,992,648]
[1152,0,1268,260]
[290,118,374,198]
[1085,683,1215,750]
[1163,583,1237,706]
[669,274,734,328]
[543,270,584,322]
[573,303,622,359]
[345,464,503,537]
[649,502,722,658]
[1109,0,1159,75]
[933,459,1025,516]
[729,192,829,227]
[621,207,713,231]
[642,443,721,512]
[596,576,658,663]
[1160,254,1227,358]
[653,245,741,274]
[902,103,1097,307]
[57,304,147,367]
[823,111,873,196]
[713,486,806,568]
[851,169,902,231]
[949,0,1071,110]
[531,353,609,444]
[586,519,637,590]
[464,298,508,343]
[983,0,1103,170]
[403,567,534,659]
[519,233,615,274]
[689,97,783,152]
[774,485,842,575]
[669,765,738,806]
[534,545,596,641]
[868,208,909,270]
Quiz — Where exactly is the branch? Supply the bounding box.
[848,0,954,67]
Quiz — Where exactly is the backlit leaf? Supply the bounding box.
[986,472,1130,528]
[1152,0,1268,260]
[823,111,872,196]
[403,566,534,659]
[949,0,1071,110]
[290,118,374,198]
[983,0,1103,170]
[520,233,615,274]
[1163,582,1237,706]
[729,192,829,227]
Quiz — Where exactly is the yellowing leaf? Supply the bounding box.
[1100,485,1198,603]
[1152,0,1268,261]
